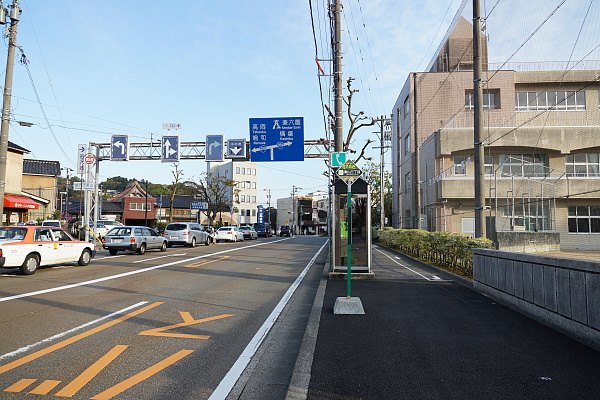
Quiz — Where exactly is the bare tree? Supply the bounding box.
[323,77,376,165]
[184,172,239,226]
[167,164,184,223]
[342,77,376,163]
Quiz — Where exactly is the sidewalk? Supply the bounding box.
[289,245,600,400]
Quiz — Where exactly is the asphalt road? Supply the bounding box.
[0,235,328,400]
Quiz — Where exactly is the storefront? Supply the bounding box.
[3,195,39,225]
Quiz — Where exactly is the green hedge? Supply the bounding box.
[373,228,495,278]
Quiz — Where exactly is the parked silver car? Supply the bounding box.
[103,226,167,255]
[163,222,211,247]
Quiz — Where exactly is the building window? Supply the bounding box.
[240,209,245,216]
[403,96,410,119]
[235,195,239,202]
[236,167,240,174]
[503,201,551,231]
[485,155,494,175]
[404,172,411,192]
[252,182,256,189]
[241,168,245,175]
[566,153,600,177]
[515,91,585,111]
[568,206,600,233]
[499,154,548,177]
[252,196,256,203]
[129,203,149,211]
[241,195,245,202]
[404,134,411,154]
[454,156,466,175]
[465,89,500,110]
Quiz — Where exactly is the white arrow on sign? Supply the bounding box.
[113,141,125,154]
[251,141,292,160]
[164,139,177,157]
[230,146,242,155]
[209,140,221,155]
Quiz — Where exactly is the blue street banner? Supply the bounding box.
[249,117,304,162]
[257,205,264,223]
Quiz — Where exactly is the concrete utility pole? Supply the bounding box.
[333,0,343,152]
[0,0,20,223]
[473,0,485,238]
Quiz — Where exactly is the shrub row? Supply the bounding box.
[373,228,495,278]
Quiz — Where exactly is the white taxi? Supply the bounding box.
[0,226,96,275]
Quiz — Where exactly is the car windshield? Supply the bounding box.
[0,227,27,240]
[166,224,186,231]
[107,227,132,236]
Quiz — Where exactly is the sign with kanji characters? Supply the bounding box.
[249,117,304,162]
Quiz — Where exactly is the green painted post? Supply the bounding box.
[347,183,352,298]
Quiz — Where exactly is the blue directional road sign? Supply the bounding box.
[162,135,180,162]
[111,135,129,161]
[249,117,304,162]
[226,139,247,159]
[205,135,224,161]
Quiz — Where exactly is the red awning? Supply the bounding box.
[4,195,39,209]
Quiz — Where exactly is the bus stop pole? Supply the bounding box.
[347,181,352,298]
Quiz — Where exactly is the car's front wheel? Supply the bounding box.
[78,249,92,266]
[20,254,39,275]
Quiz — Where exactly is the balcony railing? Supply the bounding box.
[441,110,600,130]
[487,60,600,71]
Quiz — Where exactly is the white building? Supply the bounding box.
[208,160,258,226]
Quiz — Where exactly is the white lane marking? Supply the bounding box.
[0,301,148,361]
[0,239,291,303]
[373,247,453,282]
[132,253,187,263]
[209,240,328,400]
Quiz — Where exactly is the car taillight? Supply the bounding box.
[227,232,232,234]
[163,232,168,236]
[0,248,3,257]
[130,237,135,243]
[183,230,190,235]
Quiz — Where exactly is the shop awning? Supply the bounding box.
[4,195,39,209]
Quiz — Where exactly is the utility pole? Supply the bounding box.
[291,185,301,235]
[473,0,485,238]
[0,0,20,223]
[264,188,271,226]
[333,0,343,152]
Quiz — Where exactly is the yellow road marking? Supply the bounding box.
[90,349,194,400]
[185,255,229,268]
[55,345,128,397]
[0,302,162,375]
[29,379,61,395]
[5,378,36,392]
[138,313,234,339]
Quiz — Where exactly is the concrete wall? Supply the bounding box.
[473,249,600,350]
[495,232,560,252]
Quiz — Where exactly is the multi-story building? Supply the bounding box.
[208,160,258,226]
[392,16,600,249]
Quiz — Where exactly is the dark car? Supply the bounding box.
[280,226,291,237]
[253,222,272,238]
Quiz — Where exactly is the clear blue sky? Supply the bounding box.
[8,0,598,204]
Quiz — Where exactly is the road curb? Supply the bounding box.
[285,260,329,400]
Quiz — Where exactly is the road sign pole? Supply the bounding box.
[347,181,352,298]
